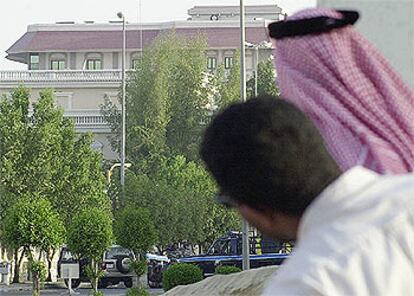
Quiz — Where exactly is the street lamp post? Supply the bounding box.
[107,163,132,184]
[139,0,143,56]
[239,0,250,271]
[107,162,132,213]
[117,12,127,191]
[254,46,259,97]
[245,41,273,97]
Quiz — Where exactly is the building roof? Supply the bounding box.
[6,22,271,55]
[188,5,283,16]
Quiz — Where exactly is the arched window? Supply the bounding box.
[50,53,67,70]
[84,53,104,70]
[91,140,104,152]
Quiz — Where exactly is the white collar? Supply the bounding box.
[297,166,379,241]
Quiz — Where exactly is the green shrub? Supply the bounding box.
[129,260,147,277]
[215,265,242,275]
[30,261,47,282]
[125,287,149,296]
[162,263,203,291]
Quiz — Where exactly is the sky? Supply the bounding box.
[0,0,316,70]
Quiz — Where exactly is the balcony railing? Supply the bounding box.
[68,115,107,126]
[0,70,123,83]
[64,110,110,131]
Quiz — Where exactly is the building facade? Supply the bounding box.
[0,4,282,160]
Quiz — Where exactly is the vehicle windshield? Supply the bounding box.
[104,247,132,259]
[61,249,74,261]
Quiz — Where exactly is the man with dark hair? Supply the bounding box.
[201,96,414,295]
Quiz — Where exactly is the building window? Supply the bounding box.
[30,54,39,70]
[51,60,66,70]
[86,59,102,70]
[224,57,234,69]
[207,57,217,70]
[132,59,139,69]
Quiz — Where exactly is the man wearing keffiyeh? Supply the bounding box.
[269,8,414,174]
[197,9,414,296]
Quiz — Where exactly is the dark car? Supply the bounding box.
[148,231,293,287]
[178,231,290,277]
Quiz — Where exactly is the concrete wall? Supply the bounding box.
[6,87,118,111]
[318,0,414,88]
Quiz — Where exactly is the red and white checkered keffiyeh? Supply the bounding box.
[273,8,414,174]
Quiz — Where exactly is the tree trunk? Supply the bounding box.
[45,249,56,282]
[156,245,163,254]
[93,261,98,293]
[12,248,25,284]
[32,272,40,296]
[25,249,40,296]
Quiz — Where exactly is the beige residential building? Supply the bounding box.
[0,4,284,278]
[0,5,282,160]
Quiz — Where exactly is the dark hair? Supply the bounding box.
[200,96,340,216]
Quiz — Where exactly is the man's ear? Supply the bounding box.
[237,204,277,233]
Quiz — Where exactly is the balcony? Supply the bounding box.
[64,110,111,133]
[0,70,123,88]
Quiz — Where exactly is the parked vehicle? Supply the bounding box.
[99,245,135,288]
[148,231,292,287]
[178,231,291,277]
[57,245,135,288]
[146,253,170,288]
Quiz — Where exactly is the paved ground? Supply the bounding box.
[0,284,164,296]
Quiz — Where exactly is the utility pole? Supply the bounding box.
[117,12,127,192]
[139,0,143,56]
[240,0,250,271]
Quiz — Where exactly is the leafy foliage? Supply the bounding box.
[30,261,47,282]
[126,286,149,296]
[67,208,112,292]
[102,33,243,249]
[162,263,203,292]
[215,51,242,110]
[122,156,240,249]
[0,86,111,228]
[114,207,157,280]
[1,197,64,252]
[1,197,64,294]
[102,32,210,163]
[114,207,157,256]
[247,59,279,98]
[67,208,112,261]
[215,265,242,275]
[129,260,147,278]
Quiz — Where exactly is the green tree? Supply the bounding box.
[0,86,110,225]
[114,208,157,286]
[0,86,30,197]
[247,59,279,98]
[101,32,211,164]
[215,51,241,111]
[122,155,240,250]
[0,86,111,281]
[100,33,243,250]
[2,197,64,296]
[50,133,111,226]
[67,208,113,293]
